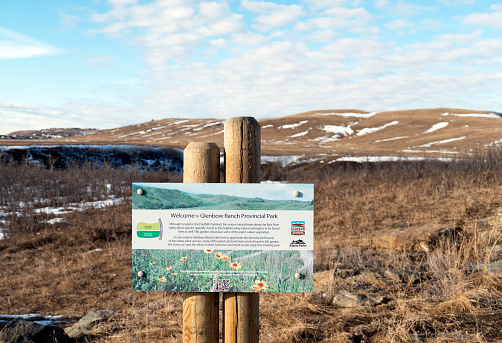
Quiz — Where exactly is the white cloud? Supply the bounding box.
[463,8,502,28]
[420,19,443,30]
[305,6,379,34]
[0,27,64,60]
[0,102,67,134]
[302,0,346,10]
[88,1,253,64]
[385,19,414,35]
[108,0,137,6]
[241,1,305,31]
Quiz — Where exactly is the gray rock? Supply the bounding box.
[469,259,502,274]
[332,290,385,308]
[0,318,71,343]
[64,310,119,339]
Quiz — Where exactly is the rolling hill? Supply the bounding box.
[2,108,502,163]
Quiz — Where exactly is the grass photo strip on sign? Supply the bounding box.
[132,183,314,293]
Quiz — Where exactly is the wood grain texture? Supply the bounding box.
[183,293,219,343]
[223,117,260,343]
[183,142,220,343]
[224,117,261,184]
[183,142,220,183]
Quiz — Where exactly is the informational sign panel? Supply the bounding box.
[132,183,314,293]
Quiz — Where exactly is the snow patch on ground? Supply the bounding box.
[418,136,466,148]
[442,112,501,119]
[373,136,408,143]
[281,120,308,129]
[424,122,449,133]
[486,139,502,147]
[401,149,458,154]
[0,314,64,326]
[290,130,309,138]
[357,121,399,136]
[322,125,354,135]
[192,121,224,131]
[261,155,304,167]
[332,156,455,163]
[44,217,66,224]
[314,112,378,118]
[0,198,126,240]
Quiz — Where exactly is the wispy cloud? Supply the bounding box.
[59,12,81,26]
[0,27,64,60]
[241,1,306,31]
[463,5,502,28]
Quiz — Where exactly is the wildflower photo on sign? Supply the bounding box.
[132,183,314,293]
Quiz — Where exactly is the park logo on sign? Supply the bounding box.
[291,221,305,235]
[289,239,307,248]
[136,220,163,240]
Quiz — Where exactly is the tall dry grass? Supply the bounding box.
[1,149,502,341]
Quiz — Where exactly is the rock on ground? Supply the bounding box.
[332,290,385,308]
[64,310,119,339]
[0,318,71,343]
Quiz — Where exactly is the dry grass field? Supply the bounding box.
[1,147,502,342]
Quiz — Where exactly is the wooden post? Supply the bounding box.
[223,117,261,343]
[183,142,220,343]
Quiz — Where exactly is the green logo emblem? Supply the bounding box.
[137,220,163,239]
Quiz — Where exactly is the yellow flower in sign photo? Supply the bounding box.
[166,266,173,270]
[221,255,230,261]
[250,284,261,292]
[158,277,167,282]
[179,257,187,263]
[214,252,222,258]
[204,249,213,254]
[230,261,241,270]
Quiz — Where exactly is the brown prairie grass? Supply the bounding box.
[1,149,502,342]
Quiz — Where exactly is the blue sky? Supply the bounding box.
[1,0,502,135]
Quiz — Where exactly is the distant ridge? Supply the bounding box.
[1,108,501,161]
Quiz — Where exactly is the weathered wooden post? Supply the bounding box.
[223,117,261,343]
[183,142,220,343]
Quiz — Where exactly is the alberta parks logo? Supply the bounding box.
[289,239,307,248]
